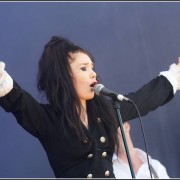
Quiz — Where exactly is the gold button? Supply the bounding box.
[87,174,93,178]
[100,136,106,143]
[105,170,110,177]
[87,154,93,159]
[82,139,88,144]
[102,152,107,157]
[97,117,101,123]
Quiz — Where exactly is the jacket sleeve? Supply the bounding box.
[0,80,49,138]
[119,75,174,121]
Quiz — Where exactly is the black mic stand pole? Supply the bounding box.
[114,100,136,178]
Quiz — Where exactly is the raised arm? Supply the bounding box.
[0,61,51,139]
[120,59,180,121]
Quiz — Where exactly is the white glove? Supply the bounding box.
[160,58,180,94]
[0,61,13,97]
[0,61,6,86]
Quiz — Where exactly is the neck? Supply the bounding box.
[119,135,135,162]
[80,100,88,128]
[80,100,87,111]
[118,135,143,173]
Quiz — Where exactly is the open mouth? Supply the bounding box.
[90,82,97,88]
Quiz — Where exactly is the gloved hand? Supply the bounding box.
[168,60,180,90]
[160,57,180,93]
[0,61,13,97]
[0,61,6,83]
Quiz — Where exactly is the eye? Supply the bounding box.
[80,67,87,71]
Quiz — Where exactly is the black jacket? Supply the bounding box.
[0,75,174,178]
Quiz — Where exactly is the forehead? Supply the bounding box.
[69,52,93,65]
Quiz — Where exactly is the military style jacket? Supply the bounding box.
[0,76,174,178]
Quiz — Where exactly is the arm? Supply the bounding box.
[120,59,180,121]
[120,75,174,121]
[0,61,49,138]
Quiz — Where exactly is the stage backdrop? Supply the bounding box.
[0,2,180,178]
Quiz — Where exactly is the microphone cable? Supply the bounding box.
[93,83,155,178]
[128,100,153,179]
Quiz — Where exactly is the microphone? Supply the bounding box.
[93,83,133,103]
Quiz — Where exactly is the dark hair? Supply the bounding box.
[37,36,119,148]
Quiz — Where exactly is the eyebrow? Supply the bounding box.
[79,62,94,66]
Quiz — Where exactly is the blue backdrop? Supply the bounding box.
[0,2,180,178]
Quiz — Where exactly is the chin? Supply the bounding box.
[87,96,94,100]
[86,93,95,100]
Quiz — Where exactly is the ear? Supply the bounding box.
[123,122,130,132]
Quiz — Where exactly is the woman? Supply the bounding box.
[0,36,179,178]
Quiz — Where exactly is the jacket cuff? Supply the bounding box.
[159,71,177,94]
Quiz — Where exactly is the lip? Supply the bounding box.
[90,81,97,88]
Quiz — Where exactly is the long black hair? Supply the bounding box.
[37,36,119,148]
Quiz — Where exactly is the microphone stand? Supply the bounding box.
[114,100,136,178]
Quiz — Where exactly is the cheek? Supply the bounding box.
[71,73,80,87]
[72,77,85,96]
[73,72,86,87]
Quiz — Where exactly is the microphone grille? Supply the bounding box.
[93,83,104,96]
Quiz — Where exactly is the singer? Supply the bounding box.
[0,36,180,178]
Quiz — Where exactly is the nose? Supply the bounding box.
[91,69,97,79]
